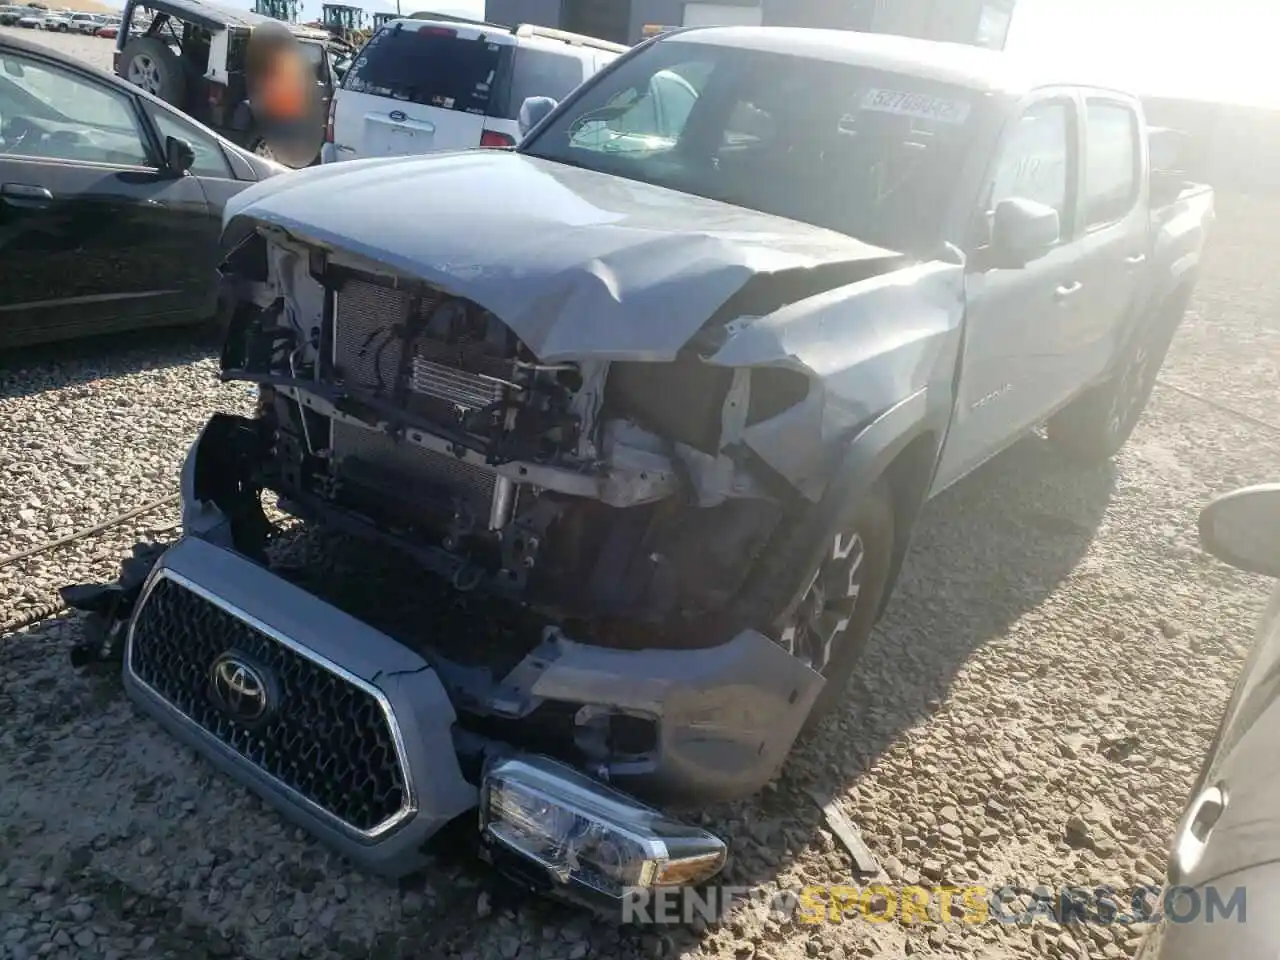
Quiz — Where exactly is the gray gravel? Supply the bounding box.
[1,47,1277,954]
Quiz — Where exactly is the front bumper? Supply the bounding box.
[106,418,826,878]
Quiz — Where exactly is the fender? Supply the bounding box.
[733,387,949,630]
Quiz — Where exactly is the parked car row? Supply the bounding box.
[1,4,117,32]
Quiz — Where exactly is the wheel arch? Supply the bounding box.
[735,387,948,631]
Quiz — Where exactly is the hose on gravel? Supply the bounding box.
[1155,378,1280,438]
[0,493,179,635]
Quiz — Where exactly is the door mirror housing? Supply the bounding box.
[986,197,1061,270]
[332,56,350,82]
[518,95,558,137]
[1199,484,1280,579]
[164,135,195,176]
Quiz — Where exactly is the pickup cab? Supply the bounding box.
[68,26,1214,907]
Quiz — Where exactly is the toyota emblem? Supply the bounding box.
[208,653,272,725]
[389,110,407,122]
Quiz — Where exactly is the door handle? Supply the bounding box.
[1125,253,1147,266]
[1054,281,1083,301]
[1,182,54,205]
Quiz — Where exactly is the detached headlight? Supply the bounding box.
[480,755,726,899]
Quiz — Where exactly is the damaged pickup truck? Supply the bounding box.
[67,26,1214,906]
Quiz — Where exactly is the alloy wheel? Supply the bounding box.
[778,530,867,674]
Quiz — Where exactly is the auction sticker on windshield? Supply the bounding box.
[860,88,972,124]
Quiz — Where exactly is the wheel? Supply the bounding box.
[1047,291,1189,463]
[119,37,185,106]
[772,480,896,731]
[57,22,68,31]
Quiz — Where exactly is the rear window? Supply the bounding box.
[343,26,506,115]
[504,48,588,120]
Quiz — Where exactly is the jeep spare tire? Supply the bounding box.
[120,37,185,106]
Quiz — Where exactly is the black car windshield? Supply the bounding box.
[521,38,987,251]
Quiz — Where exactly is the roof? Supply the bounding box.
[133,0,332,37]
[665,26,1059,96]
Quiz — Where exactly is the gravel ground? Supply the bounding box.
[1,56,1278,956]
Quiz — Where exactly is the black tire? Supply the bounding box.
[768,480,897,732]
[119,37,185,106]
[1047,291,1189,463]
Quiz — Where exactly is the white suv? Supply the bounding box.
[321,19,625,163]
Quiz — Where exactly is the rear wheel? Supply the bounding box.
[1047,291,1189,463]
[120,37,185,106]
[773,481,896,731]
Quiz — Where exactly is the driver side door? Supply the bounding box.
[0,47,211,346]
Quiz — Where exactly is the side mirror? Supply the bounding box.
[518,95,558,137]
[1199,484,1280,579]
[987,198,1060,270]
[332,57,350,81]
[164,135,195,176]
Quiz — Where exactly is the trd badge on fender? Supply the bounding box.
[208,652,273,724]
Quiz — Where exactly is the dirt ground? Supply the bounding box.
[2,24,116,70]
[1,30,1279,960]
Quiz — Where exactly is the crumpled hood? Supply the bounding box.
[224,151,902,362]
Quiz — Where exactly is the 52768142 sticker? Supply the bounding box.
[860,88,972,125]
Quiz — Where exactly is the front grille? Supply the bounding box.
[127,574,411,836]
[330,420,498,517]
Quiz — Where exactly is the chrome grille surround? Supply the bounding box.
[125,568,417,841]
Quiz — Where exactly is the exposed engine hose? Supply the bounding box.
[0,493,179,635]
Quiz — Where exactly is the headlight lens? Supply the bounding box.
[480,755,726,899]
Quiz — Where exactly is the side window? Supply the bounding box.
[146,105,233,179]
[988,99,1074,231]
[0,53,152,166]
[1084,100,1139,228]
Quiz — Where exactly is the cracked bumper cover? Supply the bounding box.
[127,422,826,875]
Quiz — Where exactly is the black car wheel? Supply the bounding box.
[120,37,186,106]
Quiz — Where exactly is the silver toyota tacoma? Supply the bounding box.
[67,26,1214,907]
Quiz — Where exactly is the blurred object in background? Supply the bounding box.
[246,20,324,166]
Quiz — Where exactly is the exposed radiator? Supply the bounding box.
[332,279,414,391]
[330,420,516,528]
[330,277,517,529]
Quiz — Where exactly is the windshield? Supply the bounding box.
[521,38,987,251]
[342,26,506,115]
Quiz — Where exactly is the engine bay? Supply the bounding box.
[215,230,820,650]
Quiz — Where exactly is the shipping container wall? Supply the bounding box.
[485,0,562,31]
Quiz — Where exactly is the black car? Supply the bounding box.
[0,32,283,348]
[1136,483,1280,958]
